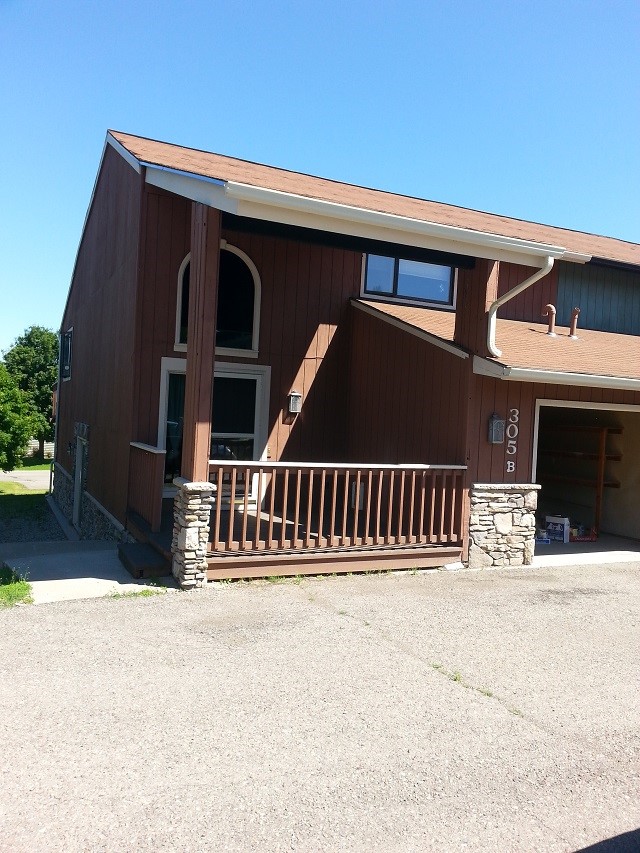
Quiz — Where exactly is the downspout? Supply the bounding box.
[487,255,555,357]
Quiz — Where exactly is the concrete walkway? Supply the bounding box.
[2,541,176,603]
[532,532,640,568]
[1,469,174,602]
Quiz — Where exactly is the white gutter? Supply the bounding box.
[473,355,640,392]
[225,181,570,266]
[486,255,555,357]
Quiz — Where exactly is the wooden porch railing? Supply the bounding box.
[128,442,166,532]
[208,461,467,553]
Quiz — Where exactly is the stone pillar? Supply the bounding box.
[467,483,540,569]
[171,477,215,589]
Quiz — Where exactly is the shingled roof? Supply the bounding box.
[355,299,640,385]
[110,130,639,267]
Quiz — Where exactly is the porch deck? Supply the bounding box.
[127,453,467,580]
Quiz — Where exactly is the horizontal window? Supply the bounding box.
[364,254,454,306]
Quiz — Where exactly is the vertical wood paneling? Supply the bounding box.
[557,262,640,333]
[346,310,469,465]
[467,375,640,485]
[496,262,559,322]
[56,145,143,522]
[182,204,220,481]
[454,259,499,356]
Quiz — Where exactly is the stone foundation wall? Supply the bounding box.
[171,478,215,589]
[52,463,73,523]
[79,494,133,542]
[467,483,540,569]
[52,462,133,543]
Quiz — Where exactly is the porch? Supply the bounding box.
[126,444,467,583]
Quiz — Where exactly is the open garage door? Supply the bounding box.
[534,401,640,541]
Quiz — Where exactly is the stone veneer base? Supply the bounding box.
[171,478,215,589]
[467,483,540,570]
[51,463,133,543]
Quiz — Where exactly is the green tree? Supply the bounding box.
[0,364,34,471]
[3,326,58,456]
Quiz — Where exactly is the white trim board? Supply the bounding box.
[157,357,271,462]
[174,241,262,359]
[473,355,640,392]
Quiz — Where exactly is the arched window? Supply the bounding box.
[174,241,261,356]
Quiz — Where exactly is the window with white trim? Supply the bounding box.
[364,254,455,307]
[175,242,261,355]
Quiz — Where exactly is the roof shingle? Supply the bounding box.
[110,130,639,267]
[357,299,640,381]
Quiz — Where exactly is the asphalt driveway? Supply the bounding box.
[1,562,639,852]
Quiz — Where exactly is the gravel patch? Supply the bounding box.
[1,562,639,851]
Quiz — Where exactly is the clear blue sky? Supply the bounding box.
[1,0,638,354]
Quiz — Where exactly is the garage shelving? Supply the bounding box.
[537,424,622,532]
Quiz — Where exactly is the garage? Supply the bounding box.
[534,401,640,543]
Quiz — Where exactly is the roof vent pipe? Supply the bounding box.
[569,307,580,339]
[487,256,555,358]
[542,304,557,337]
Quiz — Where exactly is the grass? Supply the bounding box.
[430,661,522,718]
[18,456,53,471]
[0,481,47,496]
[263,574,304,585]
[108,587,166,599]
[0,565,33,607]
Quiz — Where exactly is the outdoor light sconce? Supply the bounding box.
[488,413,505,444]
[288,391,302,415]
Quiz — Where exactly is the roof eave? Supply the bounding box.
[473,355,640,391]
[106,133,589,268]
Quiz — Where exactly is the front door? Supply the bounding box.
[160,360,270,485]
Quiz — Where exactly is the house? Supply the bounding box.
[53,131,640,587]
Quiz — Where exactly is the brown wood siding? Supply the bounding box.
[347,308,469,464]
[133,187,191,443]
[56,145,143,522]
[467,376,640,484]
[497,261,559,322]
[134,191,362,462]
[453,259,498,356]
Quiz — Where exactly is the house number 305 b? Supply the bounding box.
[505,408,519,473]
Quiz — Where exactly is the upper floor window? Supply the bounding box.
[61,328,73,381]
[364,254,455,308]
[175,241,261,357]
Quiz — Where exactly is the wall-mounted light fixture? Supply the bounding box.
[288,391,302,415]
[488,413,505,444]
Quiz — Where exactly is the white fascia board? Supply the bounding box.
[143,165,238,213]
[473,355,640,391]
[226,181,569,266]
[353,300,468,359]
[106,133,142,173]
